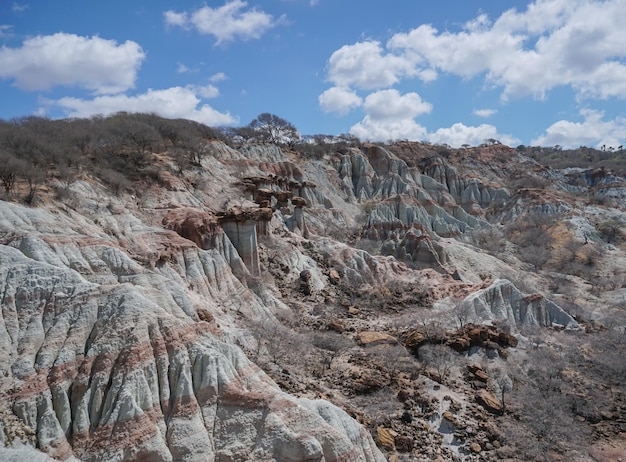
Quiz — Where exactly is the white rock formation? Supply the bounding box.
[462,279,580,331]
[0,199,385,462]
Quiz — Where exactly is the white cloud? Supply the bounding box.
[473,108,497,118]
[0,33,145,94]
[531,109,626,149]
[164,1,282,45]
[192,84,220,99]
[177,63,193,74]
[363,89,432,121]
[345,89,515,146]
[325,41,418,90]
[348,89,432,141]
[324,1,626,102]
[318,86,362,115]
[42,86,237,126]
[349,116,428,142]
[385,0,626,101]
[428,123,519,148]
[164,11,187,27]
[209,72,227,83]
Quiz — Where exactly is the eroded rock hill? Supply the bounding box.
[1,137,625,461]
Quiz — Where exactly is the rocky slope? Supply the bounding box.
[1,127,625,461]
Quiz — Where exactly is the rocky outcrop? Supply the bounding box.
[461,279,580,331]
[405,323,517,356]
[334,146,498,270]
[419,156,509,211]
[285,196,310,238]
[217,206,273,276]
[0,199,385,462]
[0,445,59,462]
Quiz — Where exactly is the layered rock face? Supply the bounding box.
[334,145,500,269]
[461,279,579,331]
[0,199,384,461]
[1,135,624,462]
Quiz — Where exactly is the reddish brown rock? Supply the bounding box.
[292,196,308,207]
[476,390,502,414]
[162,208,220,249]
[357,331,397,346]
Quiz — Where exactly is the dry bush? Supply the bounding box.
[310,331,353,373]
[505,213,558,270]
[418,343,463,384]
[467,226,506,254]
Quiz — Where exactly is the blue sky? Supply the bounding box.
[1,0,626,148]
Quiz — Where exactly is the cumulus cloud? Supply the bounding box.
[0,33,144,94]
[531,109,626,149]
[388,0,626,101]
[318,87,362,115]
[209,72,227,83]
[192,83,220,99]
[347,89,432,141]
[323,0,626,102]
[349,118,518,147]
[42,85,237,126]
[349,116,428,142]
[325,41,417,90]
[164,1,282,45]
[164,11,187,27]
[428,123,519,148]
[343,89,515,146]
[363,89,432,120]
[319,0,626,148]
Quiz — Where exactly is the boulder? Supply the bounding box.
[357,331,398,346]
[475,390,502,414]
[376,426,396,450]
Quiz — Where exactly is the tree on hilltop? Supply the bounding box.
[247,113,300,146]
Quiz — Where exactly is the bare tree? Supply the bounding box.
[489,366,513,413]
[509,347,590,460]
[469,226,506,254]
[0,150,27,195]
[311,331,352,373]
[247,113,300,146]
[448,299,471,328]
[418,343,461,383]
[24,165,46,205]
[248,316,297,365]
[369,344,416,378]
[598,220,624,245]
